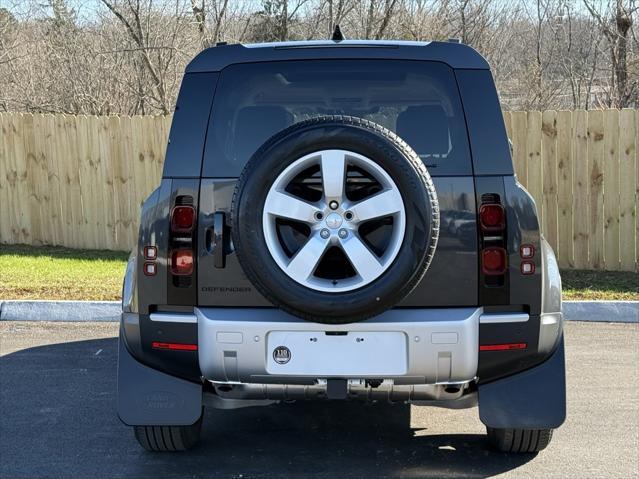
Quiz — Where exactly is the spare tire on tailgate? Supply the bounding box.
[231,116,439,324]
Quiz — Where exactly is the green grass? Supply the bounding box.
[0,244,128,301]
[0,244,637,301]
[560,269,639,301]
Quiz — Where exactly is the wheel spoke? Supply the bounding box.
[349,189,403,222]
[286,235,329,281]
[264,190,319,223]
[339,235,384,283]
[320,150,347,200]
[262,148,406,292]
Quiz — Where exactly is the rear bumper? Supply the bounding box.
[196,307,481,385]
[118,307,565,418]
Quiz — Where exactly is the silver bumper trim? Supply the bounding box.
[479,312,529,323]
[196,307,481,385]
[149,312,197,323]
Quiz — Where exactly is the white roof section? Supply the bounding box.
[243,40,432,49]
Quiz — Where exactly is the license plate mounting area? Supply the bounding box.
[266,331,407,376]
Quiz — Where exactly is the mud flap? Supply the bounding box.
[117,335,202,426]
[478,336,566,429]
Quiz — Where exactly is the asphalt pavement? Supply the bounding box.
[0,321,637,479]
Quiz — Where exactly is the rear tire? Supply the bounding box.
[133,415,203,452]
[486,427,553,453]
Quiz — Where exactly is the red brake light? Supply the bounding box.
[171,249,194,275]
[482,247,507,275]
[480,204,505,231]
[171,206,195,233]
[480,343,527,351]
[152,342,198,351]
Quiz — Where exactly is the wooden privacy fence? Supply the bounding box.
[0,114,169,252]
[503,110,637,272]
[0,110,637,271]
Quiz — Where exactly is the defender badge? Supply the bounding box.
[273,346,291,364]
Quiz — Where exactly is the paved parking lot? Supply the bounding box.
[0,321,637,479]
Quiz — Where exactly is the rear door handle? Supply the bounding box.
[205,212,227,268]
[213,212,226,268]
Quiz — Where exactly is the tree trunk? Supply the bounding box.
[615,2,632,106]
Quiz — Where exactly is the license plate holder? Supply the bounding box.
[266,331,407,376]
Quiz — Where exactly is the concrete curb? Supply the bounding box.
[562,301,638,324]
[0,300,121,322]
[0,300,637,323]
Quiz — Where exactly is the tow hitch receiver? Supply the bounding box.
[327,379,348,399]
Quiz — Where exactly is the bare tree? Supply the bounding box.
[97,0,200,113]
[0,0,636,114]
[326,0,356,36]
[584,0,638,107]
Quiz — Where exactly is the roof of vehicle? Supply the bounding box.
[185,40,490,73]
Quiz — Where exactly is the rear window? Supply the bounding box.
[202,60,472,177]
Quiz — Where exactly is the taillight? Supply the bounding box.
[482,247,507,275]
[168,195,196,291]
[521,260,535,275]
[171,249,194,275]
[520,244,535,258]
[144,245,157,260]
[479,204,505,231]
[171,206,195,233]
[480,343,527,351]
[478,195,507,291]
[152,341,198,351]
[143,262,157,276]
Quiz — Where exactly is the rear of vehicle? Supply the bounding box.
[118,41,565,453]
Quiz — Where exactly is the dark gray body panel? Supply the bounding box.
[478,336,566,429]
[455,70,513,176]
[117,334,202,426]
[197,178,271,306]
[186,41,489,74]
[197,177,478,307]
[136,180,171,315]
[162,73,219,178]
[135,177,201,312]
[504,176,542,315]
[401,176,478,306]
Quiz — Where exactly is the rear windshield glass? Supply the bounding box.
[202,60,471,177]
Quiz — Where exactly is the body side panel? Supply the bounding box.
[127,179,202,381]
[455,69,513,176]
[136,181,171,315]
[476,176,552,383]
[504,176,542,315]
[162,72,219,178]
